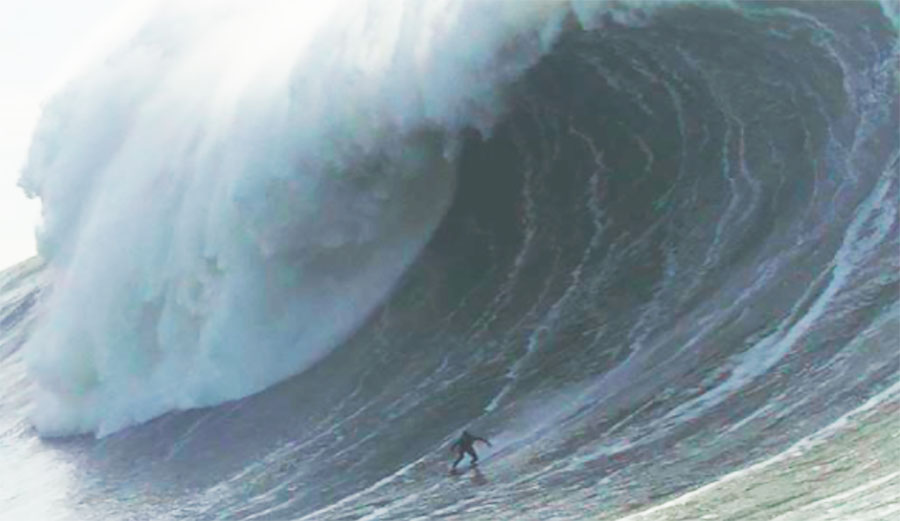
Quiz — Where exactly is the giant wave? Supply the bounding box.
[2,0,898,519]
[18,0,612,436]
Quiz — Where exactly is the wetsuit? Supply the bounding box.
[451,431,490,470]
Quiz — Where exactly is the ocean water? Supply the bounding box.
[1,1,898,519]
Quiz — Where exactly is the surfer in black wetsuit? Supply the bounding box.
[450,430,492,471]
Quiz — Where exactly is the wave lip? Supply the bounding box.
[20,0,598,437]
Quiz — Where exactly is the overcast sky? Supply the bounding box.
[0,0,138,270]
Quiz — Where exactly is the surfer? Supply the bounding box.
[450,430,492,471]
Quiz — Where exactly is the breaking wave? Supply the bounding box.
[18,0,646,436]
[6,2,896,518]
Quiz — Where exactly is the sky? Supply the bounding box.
[0,0,139,270]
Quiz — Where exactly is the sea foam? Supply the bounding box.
[18,0,649,436]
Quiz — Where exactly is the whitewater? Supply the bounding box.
[1,0,897,519]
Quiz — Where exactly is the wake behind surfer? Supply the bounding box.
[450,430,492,471]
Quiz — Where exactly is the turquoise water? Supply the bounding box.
[1,1,897,519]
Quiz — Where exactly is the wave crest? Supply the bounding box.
[20,0,597,436]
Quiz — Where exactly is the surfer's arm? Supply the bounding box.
[475,437,492,447]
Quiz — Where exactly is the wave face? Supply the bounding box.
[2,1,898,520]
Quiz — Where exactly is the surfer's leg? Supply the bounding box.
[467,447,478,465]
[452,450,465,470]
